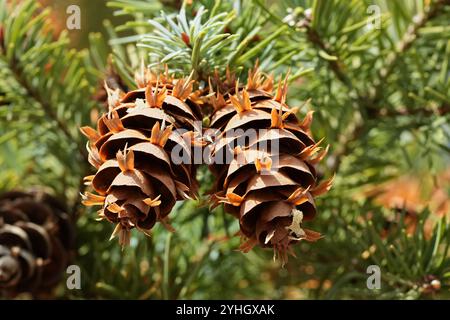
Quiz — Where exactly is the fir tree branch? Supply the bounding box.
[8,58,87,160]
[303,22,353,90]
[330,121,365,173]
[331,0,449,173]
[254,0,354,90]
[0,0,98,214]
[332,100,450,173]
[373,0,449,103]
[8,55,91,217]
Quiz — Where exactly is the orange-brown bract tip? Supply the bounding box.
[143,195,162,207]
[159,217,176,233]
[110,223,131,247]
[135,59,149,88]
[83,175,94,186]
[239,237,258,253]
[116,146,135,173]
[185,131,207,147]
[274,71,290,104]
[104,109,125,133]
[304,229,324,242]
[80,126,100,143]
[254,157,272,173]
[270,106,285,128]
[207,79,226,110]
[310,144,330,165]
[145,79,167,108]
[150,121,173,147]
[172,72,195,101]
[246,60,274,93]
[287,186,310,206]
[107,202,124,214]
[104,82,123,110]
[225,66,236,89]
[86,143,103,169]
[300,110,314,130]
[299,137,325,160]
[81,192,105,206]
[311,174,335,197]
[230,86,252,113]
[219,193,244,207]
[246,60,261,90]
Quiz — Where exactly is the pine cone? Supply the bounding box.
[81,66,202,246]
[0,190,75,297]
[208,64,333,264]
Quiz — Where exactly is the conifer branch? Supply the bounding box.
[8,58,87,159]
[303,23,353,89]
[372,0,449,102]
[330,0,450,173]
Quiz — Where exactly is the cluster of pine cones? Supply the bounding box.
[0,63,332,297]
[81,63,333,264]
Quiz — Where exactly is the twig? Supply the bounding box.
[162,233,172,300]
[368,103,450,118]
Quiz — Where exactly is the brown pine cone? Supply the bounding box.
[208,64,333,264]
[81,66,202,246]
[0,190,75,298]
